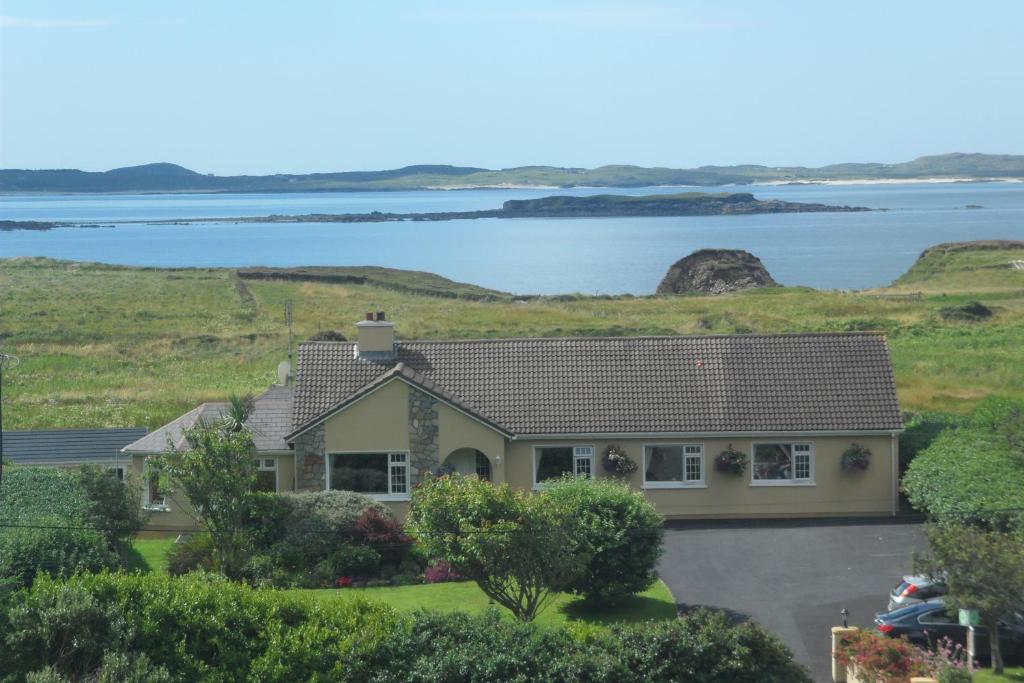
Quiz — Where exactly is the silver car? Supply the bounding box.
[888,574,947,611]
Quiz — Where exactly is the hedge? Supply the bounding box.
[0,572,810,682]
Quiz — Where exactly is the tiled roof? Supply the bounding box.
[291,333,902,436]
[3,428,148,464]
[123,385,293,453]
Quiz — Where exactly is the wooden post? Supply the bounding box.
[831,626,858,682]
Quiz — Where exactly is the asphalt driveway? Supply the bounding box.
[658,519,927,683]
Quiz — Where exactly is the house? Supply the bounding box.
[125,311,904,532]
[122,385,293,533]
[287,312,903,520]
[2,428,148,480]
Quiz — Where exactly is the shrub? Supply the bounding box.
[833,629,928,682]
[423,559,462,583]
[899,411,966,472]
[903,396,1024,529]
[543,476,664,605]
[274,490,389,564]
[353,507,412,563]
[599,608,812,683]
[166,534,216,576]
[75,465,148,550]
[937,300,992,321]
[407,473,587,621]
[27,653,173,683]
[314,544,382,583]
[307,329,347,341]
[0,521,119,590]
[0,467,90,526]
[1,573,808,683]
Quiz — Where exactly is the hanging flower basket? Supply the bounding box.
[602,445,638,477]
[841,443,872,472]
[714,445,748,475]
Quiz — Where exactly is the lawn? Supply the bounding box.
[974,668,1024,682]
[2,244,1023,430]
[306,579,677,629]
[127,537,174,573]
[127,538,676,628]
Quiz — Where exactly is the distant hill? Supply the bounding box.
[2,153,1022,194]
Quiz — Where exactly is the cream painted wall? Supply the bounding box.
[131,454,200,534]
[323,380,410,454]
[505,435,896,518]
[436,401,507,483]
[276,453,295,492]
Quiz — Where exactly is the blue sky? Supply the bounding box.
[1,1,1021,174]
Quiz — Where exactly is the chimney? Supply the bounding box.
[356,310,395,359]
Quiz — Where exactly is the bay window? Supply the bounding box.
[752,442,814,485]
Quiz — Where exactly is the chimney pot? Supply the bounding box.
[365,312,373,321]
[376,311,386,321]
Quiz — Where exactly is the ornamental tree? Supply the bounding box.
[157,400,257,578]
[914,524,1024,675]
[406,473,588,621]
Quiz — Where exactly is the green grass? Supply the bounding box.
[1,246,1023,430]
[974,668,1024,682]
[126,538,174,573]
[123,536,676,628]
[306,579,677,629]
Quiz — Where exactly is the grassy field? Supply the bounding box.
[1,244,1023,430]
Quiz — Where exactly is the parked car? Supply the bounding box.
[874,600,1024,663]
[888,574,947,611]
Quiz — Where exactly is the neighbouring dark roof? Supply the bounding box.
[123,385,294,453]
[291,333,902,436]
[2,428,148,464]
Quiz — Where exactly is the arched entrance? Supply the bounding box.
[441,448,492,481]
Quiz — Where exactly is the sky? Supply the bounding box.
[0,1,1022,175]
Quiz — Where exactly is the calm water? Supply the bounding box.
[2,182,1022,294]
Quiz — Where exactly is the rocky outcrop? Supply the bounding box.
[656,249,778,295]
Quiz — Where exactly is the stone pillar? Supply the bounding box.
[408,387,440,483]
[294,424,326,491]
[831,626,858,683]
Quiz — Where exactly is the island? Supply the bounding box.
[2,152,1022,194]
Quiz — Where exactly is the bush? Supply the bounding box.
[241,491,401,587]
[75,465,148,550]
[0,521,119,590]
[599,608,812,683]
[423,560,462,583]
[408,473,587,621]
[543,476,664,605]
[1,573,809,683]
[272,490,390,565]
[833,629,929,682]
[903,397,1024,528]
[166,534,216,576]
[0,467,91,526]
[27,653,172,683]
[899,411,966,472]
[314,544,382,583]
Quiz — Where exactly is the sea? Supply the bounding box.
[2,182,1022,295]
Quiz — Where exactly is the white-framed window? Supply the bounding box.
[143,469,169,510]
[474,451,492,481]
[533,445,595,487]
[328,452,410,500]
[643,444,705,488]
[252,457,279,492]
[751,442,815,485]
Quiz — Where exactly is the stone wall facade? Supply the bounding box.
[294,424,326,491]
[408,387,440,484]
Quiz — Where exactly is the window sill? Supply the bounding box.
[643,483,707,490]
[369,494,411,503]
[749,481,816,487]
